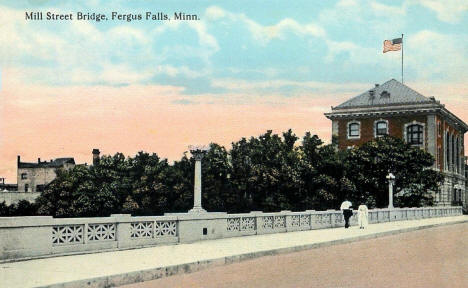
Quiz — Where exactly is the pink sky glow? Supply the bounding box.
[1,70,467,183]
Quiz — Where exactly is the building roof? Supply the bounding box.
[18,158,75,169]
[334,79,433,109]
[325,79,468,132]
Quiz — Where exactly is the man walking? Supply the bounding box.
[340,200,353,228]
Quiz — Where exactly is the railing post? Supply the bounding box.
[111,214,132,248]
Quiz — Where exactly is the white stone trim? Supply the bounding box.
[403,121,425,147]
[347,120,361,140]
[373,119,389,138]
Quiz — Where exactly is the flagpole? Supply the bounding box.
[401,33,404,84]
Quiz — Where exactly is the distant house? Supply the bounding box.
[325,79,467,207]
[0,178,17,192]
[17,156,76,193]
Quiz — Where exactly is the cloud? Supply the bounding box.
[0,5,219,86]
[172,98,197,105]
[211,78,368,94]
[206,6,325,45]
[406,30,468,81]
[370,1,406,16]
[412,0,468,23]
[318,0,407,37]
[324,39,382,66]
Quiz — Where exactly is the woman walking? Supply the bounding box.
[358,204,369,229]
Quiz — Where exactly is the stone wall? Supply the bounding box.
[0,192,41,205]
[0,206,462,262]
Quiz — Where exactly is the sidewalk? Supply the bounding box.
[1,216,467,288]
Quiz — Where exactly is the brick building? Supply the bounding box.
[325,79,467,207]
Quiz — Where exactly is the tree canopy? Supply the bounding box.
[2,130,443,217]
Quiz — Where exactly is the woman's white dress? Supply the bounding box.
[358,205,369,228]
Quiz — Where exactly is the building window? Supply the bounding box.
[21,173,28,180]
[347,121,360,139]
[437,122,441,136]
[24,184,29,192]
[380,91,390,98]
[375,121,388,137]
[406,124,423,145]
[456,137,460,173]
[438,146,442,168]
[446,132,450,170]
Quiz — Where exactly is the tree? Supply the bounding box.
[343,136,443,208]
[30,130,443,217]
[230,130,303,212]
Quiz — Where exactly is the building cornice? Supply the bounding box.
[325,102,468,132]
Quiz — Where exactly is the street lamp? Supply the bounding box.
[386,172,395,209]
[188,145,209,213]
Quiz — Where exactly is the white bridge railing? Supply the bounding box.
[0,206,462,261]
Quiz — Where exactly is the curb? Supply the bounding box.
[38,219,468,288]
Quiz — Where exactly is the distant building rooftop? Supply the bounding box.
[18,157,75,169]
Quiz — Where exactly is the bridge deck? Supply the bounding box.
[1,216,467,288]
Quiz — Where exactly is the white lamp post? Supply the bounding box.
[188,145,209,213]
[386,172,395,209]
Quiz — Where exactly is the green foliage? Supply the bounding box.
[344,136,443,208]
[0,200,38,216]
[13,131,442,217]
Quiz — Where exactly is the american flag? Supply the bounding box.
[383,38,402,53]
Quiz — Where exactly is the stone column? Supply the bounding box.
[386,173,395,209]
[189,145,209,213]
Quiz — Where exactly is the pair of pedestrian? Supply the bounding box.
[340,200,368,229]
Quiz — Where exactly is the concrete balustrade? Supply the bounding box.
[0,206,462,261]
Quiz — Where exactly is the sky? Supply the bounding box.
[1,0,467,182]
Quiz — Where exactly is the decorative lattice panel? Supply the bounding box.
[274,216,285,228]
[52,225,84,245]
[155,221,177,237]
[335,214,343,223]
[291,215,300,227]
[130,222,153,239]
[315,214,323,224]
[227,218,241,232]
[300,214,310,227]
[241,217,256,231]
[262,216,274,229]
[87,224,116,242]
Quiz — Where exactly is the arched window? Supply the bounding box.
[347,121,360,139]
[406,124,423,145]
[375,121,388,137]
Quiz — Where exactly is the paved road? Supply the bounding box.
[123,223,468,288]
